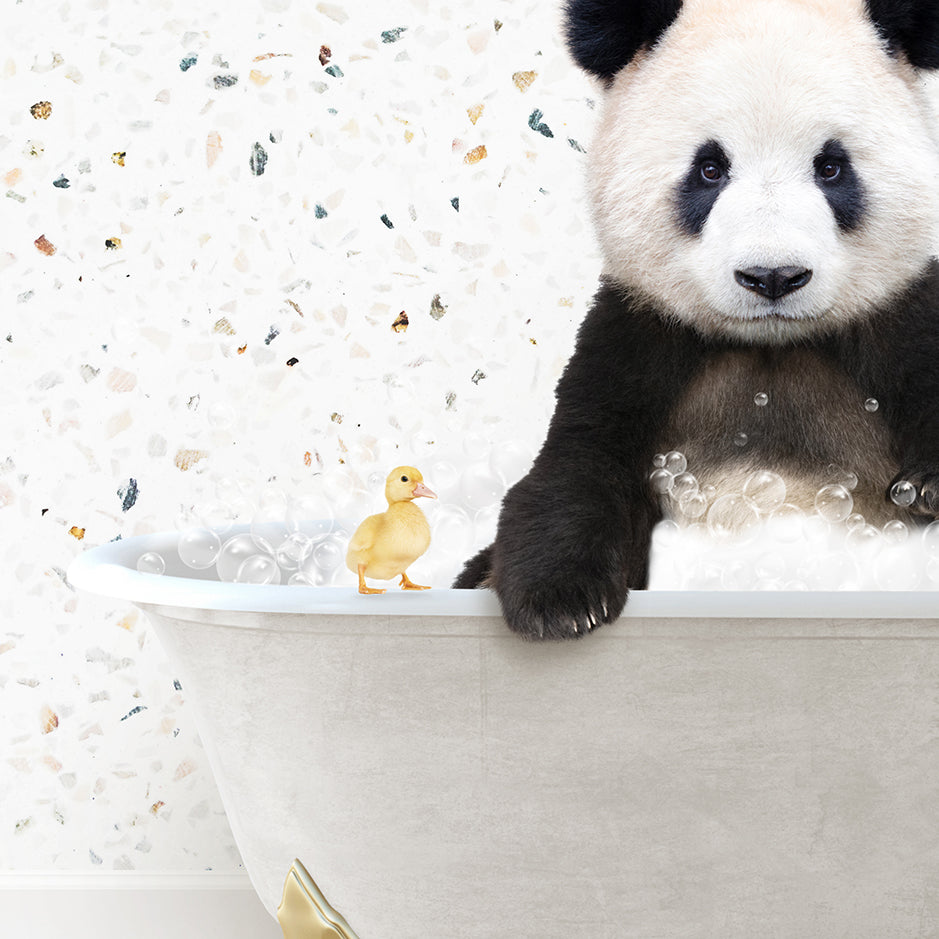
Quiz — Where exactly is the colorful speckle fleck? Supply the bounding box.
[118,479,138,512]
[324,65,343,79]
[471,369,486,385]
[69,526,85,540]
[512,71,537,93]
[213,74,238,89]
[381,27,407,43]
[105,237,122,250]
[120,705,147,721]
[430,294,447,319]
[314,204,328,219]
[30,101,53,120]
[34,234,56,256]
[464,145,487,165]
[528,109,554,138]
[319,45,332,66]
[249,142,268,176]
[180,54,198,71]
[111,151,126,166]
[392,311,408,333]
[286,357,299,366]
[53,175,69,188]
[40,706,59,734]
[380,214,394,229]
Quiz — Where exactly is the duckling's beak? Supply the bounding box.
[412,482,437,499]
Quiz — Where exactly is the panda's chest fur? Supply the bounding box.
[657,346,901,523]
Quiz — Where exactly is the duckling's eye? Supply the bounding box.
[400,475,409,482]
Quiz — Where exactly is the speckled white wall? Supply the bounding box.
[1,0,600,871]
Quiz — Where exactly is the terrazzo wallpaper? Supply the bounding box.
[2,0,600,871]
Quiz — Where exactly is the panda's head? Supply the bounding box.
[569,0,939,342]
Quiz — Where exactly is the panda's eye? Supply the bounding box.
[700,161,723,183]
[817,160,841,182]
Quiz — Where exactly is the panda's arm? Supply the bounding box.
[838,261,939,517]
[456,281,704,640]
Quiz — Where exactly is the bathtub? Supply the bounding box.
[68,528,939,938]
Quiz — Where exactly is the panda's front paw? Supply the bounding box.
[890,467,939,518]
[494,557,630,641]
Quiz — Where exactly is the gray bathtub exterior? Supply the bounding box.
[70,533,939,938]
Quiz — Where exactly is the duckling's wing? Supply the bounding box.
[346,513,382,568]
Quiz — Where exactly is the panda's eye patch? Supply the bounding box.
[676,140,731,236]
[813,139,865,231]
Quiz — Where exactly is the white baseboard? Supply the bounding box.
[0,871,282,939]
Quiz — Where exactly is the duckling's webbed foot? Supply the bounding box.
[399,573,430,590]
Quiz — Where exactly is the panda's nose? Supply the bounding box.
[734,266,812,300]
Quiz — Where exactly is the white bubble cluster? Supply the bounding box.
[137,447,534,588]
[649,454,939,591]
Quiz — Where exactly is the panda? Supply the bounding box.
[455,0,939,639]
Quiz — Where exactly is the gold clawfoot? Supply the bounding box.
[277,858,360,939]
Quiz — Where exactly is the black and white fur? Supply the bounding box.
[455,0,939,639]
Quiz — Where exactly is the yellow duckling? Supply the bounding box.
[346,466,436,594]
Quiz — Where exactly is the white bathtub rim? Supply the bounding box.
[67,530,939,620]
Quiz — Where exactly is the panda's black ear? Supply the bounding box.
[865,0,939,70]
[565,0,683,83]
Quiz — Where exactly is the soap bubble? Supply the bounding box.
[678,490,708,519]
[251,504,291,553]
[826,464,858,490]
[845,513,866,531]
[721,558,756,590]
[311,536,345,575]
[652,519,681,548]
[707,494,760,543]
[923,520,939,559]
[927,557,939,584]
[742,470,786,514]
[429,460,460,500]
[671,472,698,500]
[845,524,882,557]
[258,484,289,512]
[287,491,335,540]
[664,451,687,475]
[137,552,165,575]
[864,397,879,412]
[178,527,222,570]
[882,520,909,545]
[874,551,918,590]
[755,551,786,581]
[460,461,504,511]
[217,533,262,582]
[235,554,280,585]
[473,504,500,547]
[199,500,234,535]
[754,392,769,407]
[768,503,804,542]
[652,453,667,469]
[275,532,314,572]
[431,505,475,559]
[287,572,316,587]
[649,468,674,494]
[490,441,534,487]
[807,552,859,590]
[814,484,853,523]
[890,480,917,508]
[733,432,748,448]
[174,505,200,531]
